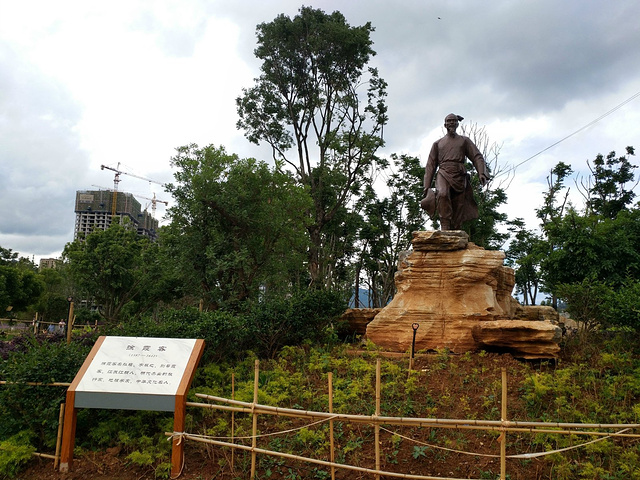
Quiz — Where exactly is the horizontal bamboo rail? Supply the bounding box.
[0,381,71,387]
[165,432,472,480]
[32,452,57,460]
[188,368,640,480]
[193,394,640,431]
[187,401,640,442]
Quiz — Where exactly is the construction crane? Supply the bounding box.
[100,163,163,216]
[136,193,169,218]
[92,185,168,218]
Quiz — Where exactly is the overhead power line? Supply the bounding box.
[497,89,640,179]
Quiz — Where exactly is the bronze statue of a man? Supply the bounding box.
[421,113,490,230]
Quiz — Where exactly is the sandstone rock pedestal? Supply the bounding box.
[341,308,381,336]
[365,231,561,359]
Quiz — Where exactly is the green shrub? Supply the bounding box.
[107,307,247,362]
[83,412,173,477]
[603,278,640,331]
[558,277,640,332]
[0,335,91,448]
[557,277,612,332]
[243,289,347,358]
[111,289,347,360]
[0,431,36,479]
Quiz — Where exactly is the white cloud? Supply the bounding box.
[2,0,640,261]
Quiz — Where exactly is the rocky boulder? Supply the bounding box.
[365,231,561,359]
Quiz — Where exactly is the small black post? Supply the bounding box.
[411,323,420,359]
[409,323,420,374]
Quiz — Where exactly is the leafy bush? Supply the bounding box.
[107,308,247,362]
[603,278,640,331]
[82,412,173,478]
[110,289,347,360]
[242,289,347,358]
[0,431,36,479]
[556,277,611,332]
[558,277,640,332]
[0,334,92,448]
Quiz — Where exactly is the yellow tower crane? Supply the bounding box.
[136,193,169,218]
[100,163,164,216]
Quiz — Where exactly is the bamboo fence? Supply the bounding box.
[177,360,640,480]
[4,360,640,478]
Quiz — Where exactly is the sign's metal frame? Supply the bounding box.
[59,336,205,476]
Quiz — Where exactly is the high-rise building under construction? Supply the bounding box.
[74,190,159,241]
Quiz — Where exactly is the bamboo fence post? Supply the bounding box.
[231,372,235,473]
[375,358,381,480]
[250,359,259,480]
[328,372,335,480]
[500,367,507,480]
[66,302,74,345]
[54,402,65,469]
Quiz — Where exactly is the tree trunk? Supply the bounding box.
[307,226,322,287]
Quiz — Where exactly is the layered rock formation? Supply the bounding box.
[341,308,381,336]
[365,231,561,359]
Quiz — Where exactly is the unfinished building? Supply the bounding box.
[74,190,159,241]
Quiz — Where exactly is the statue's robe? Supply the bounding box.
[423,133,489,229]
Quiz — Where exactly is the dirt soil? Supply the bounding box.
[24,450,215,480]
[19,352,554,480]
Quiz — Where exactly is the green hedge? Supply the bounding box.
[109,289,347,360]
[0,335,92,448]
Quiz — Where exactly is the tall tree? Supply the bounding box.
[34,266,74,323]
[0,247,19,265]
[63,220,161,323]
[0,266,43,315]
[0,246,43,315]
[579,146,637,219]
[164,144,311,309]
[236,6,388,288]
[536,161,574,227]
[534,162,574,307]
[535,151,639,307]
[505,219,545,305]
[356,154,424,307]
[544,208,640,290]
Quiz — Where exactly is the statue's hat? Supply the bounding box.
[445,113,464,122]
[420,188,436,217]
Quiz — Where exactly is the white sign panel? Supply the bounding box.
[74,336,198,411]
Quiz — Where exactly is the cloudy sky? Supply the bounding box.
[2,0,640,261]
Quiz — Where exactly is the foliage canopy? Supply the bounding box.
[237,6,388,287]
[164,144,312,309]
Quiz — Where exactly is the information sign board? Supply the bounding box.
[60,336,204,474]
[74,336,198,411]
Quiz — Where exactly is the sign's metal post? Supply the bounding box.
[411,323,419,359]
[60,336,106,472]
[59,391,76,473]
[171,340,205,477]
